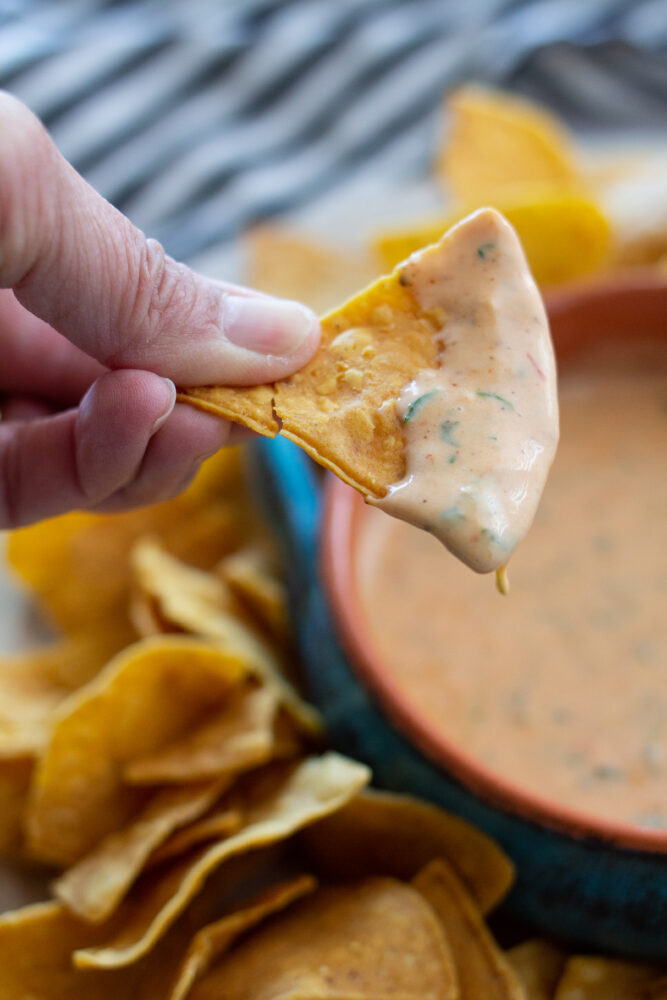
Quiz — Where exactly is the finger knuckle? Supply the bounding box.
[107,237,220,368]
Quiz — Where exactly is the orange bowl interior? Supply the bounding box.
[321,271,667,853]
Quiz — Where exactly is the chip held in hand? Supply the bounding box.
[182,208,559,575]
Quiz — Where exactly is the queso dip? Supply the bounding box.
[357,350,667,828]
[375,209,558,575]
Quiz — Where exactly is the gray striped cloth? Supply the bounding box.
[1,0,665,264]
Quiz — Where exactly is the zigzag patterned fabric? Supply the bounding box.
[1,0,665,262]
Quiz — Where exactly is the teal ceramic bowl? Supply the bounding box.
[251,272,667,957]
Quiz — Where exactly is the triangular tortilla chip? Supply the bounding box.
[506,939,567,1000]
[168,874,317,1000]
[178,215,436,495]
[412,859,525,1000]
[187,877,458,1000]
[439,84,579,204]
[146,806,242,869]
[124,686,287,785]
[25,637,246,866]
[299,788,514,914]
[53,780,225,923]
[73,754,369,969]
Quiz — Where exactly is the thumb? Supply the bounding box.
[0,93,319,387]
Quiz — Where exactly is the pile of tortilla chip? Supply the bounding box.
[2,450,667,998]
[239,86,665,308]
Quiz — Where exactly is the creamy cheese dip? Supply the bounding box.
[357,352,667,828]
[373,208,559,574]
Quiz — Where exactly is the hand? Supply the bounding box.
[0,93,320,528]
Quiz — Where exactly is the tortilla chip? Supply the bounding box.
[25,637,247,866]
[506,939,567,1000]
[247,226,377,315]
[0,758,33,856]
[554,957,665,1000]
[187,877,457,1000]
[73,754,369,969]
[299,788,513,914]
[185,210,521,500]
[0,624,134,758]
[375,192,610,286]
[0,899,195,1000]
[54,780,225,923]
[147,807,243,869]
[412,859,525,999]
[168,874,317,1000]
[217,549,290,645]
[440,85,579,205]
[130,540,321,734]
[125,685,289,785]
[6,450,247,633]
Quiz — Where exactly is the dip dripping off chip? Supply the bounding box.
[182,208,558,576]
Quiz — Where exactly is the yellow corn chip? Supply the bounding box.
[0,758,33,856]
[554,957,665,1000]
[74,754,369,969]
[506,939,567,1000]
[299,788,513,914]
[125,685,288,785]
[54,780,226,923]
[168,874,317,1000]
[130,540,321,734]
[0,624,134,758]
[0,899,196,1000]
[188,877,457,1000]
[247,226,377,315]
[412,858,525,999]
[7,450,247,633]
[440,84,579,204]
[184,211,518,499]
[217,548,290,645]
[25,637,246,866]
[147,807,243,869]
[375,192,610,286]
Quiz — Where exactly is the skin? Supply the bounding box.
[0,92,320,527]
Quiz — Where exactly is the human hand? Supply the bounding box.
[0,93,320,528]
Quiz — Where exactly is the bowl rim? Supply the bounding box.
[320,271,667,854]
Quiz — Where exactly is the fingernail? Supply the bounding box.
[224,296,315,357]
[151,377,177,434]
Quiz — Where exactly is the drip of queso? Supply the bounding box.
[372,208,559,577]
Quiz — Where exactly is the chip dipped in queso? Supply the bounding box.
[356,338,667,830]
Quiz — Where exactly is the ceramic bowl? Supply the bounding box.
[252,271,667,957]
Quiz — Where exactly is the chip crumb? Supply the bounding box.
[318,398,339,414]
[316,376,338,396]
[330,327,374,356]
[339,368,364,391]
[345,408,375,442]
[372,303,393,325]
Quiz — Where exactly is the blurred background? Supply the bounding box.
[1,0,665,279]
